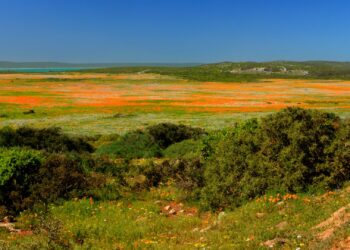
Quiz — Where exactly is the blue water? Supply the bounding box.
[0,68,87,73]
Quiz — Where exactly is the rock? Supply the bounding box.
[276,201,284,206]
[164,205,171,211]
[168,209,176,215]
[200,226,211,233]
[192,227,199,232]
[3,216,11,223]
[217,212,226,223]
[263,238,289,248]
[275,221,288,230]
[256,212,265,218]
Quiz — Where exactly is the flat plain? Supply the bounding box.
[1,72,350,134]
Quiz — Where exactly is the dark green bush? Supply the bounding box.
[96,130,162,159]
[0,148,44,214]
[126,158,204,197]
[91,155,128,180]
[0,126,94,153]
[28,154,97,207]
[321,120,350,188]
[0,151,105,215]
[147,123,206,149]
[201,108,345,210]
[201,119,260,209]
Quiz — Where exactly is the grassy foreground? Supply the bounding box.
[1,182,349,249]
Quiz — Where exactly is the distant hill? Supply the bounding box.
[3,61,350,81]
[199,61,350,77]
[84,60,350,82]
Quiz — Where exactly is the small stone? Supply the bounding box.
[263,238,288,248]
[164,205,171,211]
[200,226,211,233]
[3,217,10,223]
[256,212,265,218]
[168,209,176,215]
[275,221,288,230]
[218,212,226,222]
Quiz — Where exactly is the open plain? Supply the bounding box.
[1,72,350,134]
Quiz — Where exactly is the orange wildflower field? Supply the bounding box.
[0,72,350,113]
[1,72,350,134]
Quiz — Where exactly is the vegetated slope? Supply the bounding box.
[1,108,350,249]
[84,61,350,82]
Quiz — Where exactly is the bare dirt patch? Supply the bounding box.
[331,236,350,250]
[313,204,350,240]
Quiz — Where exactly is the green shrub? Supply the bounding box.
[201,119,260,209]
[163,139,202,159]
[0,148,44,214]
[0,126,94,153]
[28,154,96,207]
[0,151,106,215]
[96,130,161,159]
[321,120,350,188]
[147,123,206,149]
[126,158,204,197]
[91,155,128,180]
[201,108,343,210]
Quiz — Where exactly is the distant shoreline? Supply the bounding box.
[0,68,88,73]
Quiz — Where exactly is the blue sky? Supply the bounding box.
[1,0,349,63]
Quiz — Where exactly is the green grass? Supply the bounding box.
[0,110,266,135]
[1,183,349,249]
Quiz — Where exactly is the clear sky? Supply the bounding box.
[1,0,350,63]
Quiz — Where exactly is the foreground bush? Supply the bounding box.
[0,151,105,215]
[28,154,102,208]
[322,120,350,188]
[0,148,44,215]
[126,158,204,198]
[0,126,94,153]
[201,108,348,210]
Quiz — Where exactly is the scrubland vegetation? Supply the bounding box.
[85,61,350,82]
[0,107,350,249]
[0,64,350,249]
